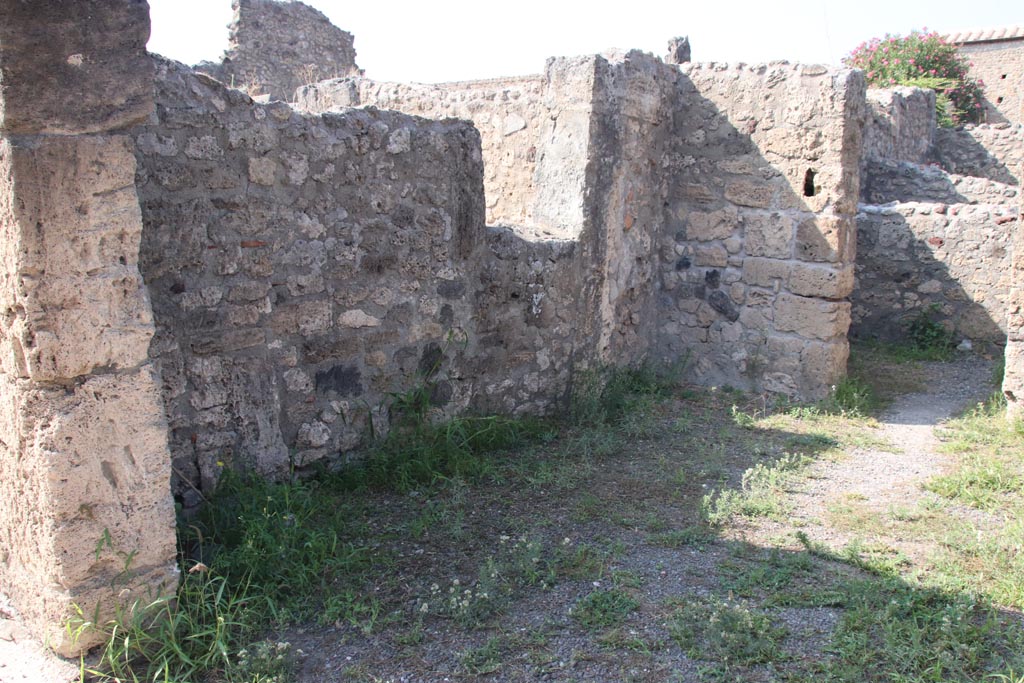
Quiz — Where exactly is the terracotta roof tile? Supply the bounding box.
[945,25,1024,44]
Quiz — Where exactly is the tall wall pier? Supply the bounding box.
[0,0,178,656]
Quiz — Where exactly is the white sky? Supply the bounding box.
[148,0,1022,84]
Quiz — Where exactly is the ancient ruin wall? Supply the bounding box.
[930,124,1024,185]
[656,63,865,398]
[852,85,1023,344]
[957,36,1024,125]
[135,59,489,503]
[1002,71,1024,419]
[861,87,936,165]
[0,0,178,655]
[196,0,359,102]
[1004,203,1024,417]
[297,75,551,234]
[853,203,1015,342]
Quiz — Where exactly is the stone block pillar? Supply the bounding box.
[0,0,179,655]
[1004,164,1024,416]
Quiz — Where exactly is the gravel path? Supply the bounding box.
[768,355,996,551]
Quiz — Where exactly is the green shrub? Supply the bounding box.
[844,29,984,126]
[906,304,955,355]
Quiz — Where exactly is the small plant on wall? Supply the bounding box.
[844,29,985,127]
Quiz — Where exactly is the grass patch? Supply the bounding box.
[69,569,272,683]
[667,595,786,667]
[701,452,812,526]
[571,589,639,631]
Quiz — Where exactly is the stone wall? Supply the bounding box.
[297,75,550,233]
[862,158,1020,206]
[853,203,1015,342]
[302,55,865,401]
[196,0,359,102]
[1004,202,1024,417]
[656,63,865,398]
[1002,71,1024,419]
[957,37,1024,125]
[862,87,935,165]
[0,0,178,656]
[930,124,1024,185]
[135,59,491,503]
[853,85,1024,345]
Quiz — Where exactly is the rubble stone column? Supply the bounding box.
[1004,79,1024,421]
[1004,185,1024,419]
[0,0,179,655]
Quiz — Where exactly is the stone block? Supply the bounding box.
[686,207,738,241]
[1,136,155,381]
[725,180,774,209]
[788,263,854,299]
[694,244,728,267]
[0,368,178,655]
[773,294,851,340]
[744,211,793,258]
[0,0,154,135]
[742,257,790,287]
[796,214,853,263]
[801,339,849,399]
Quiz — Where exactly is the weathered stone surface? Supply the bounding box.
[666,36,691,65]
[0,369,177,655]
[195,0,360,102]
[298,72,549,232]
[796,215,854,263]
[789,263,855,299]
[651,62,865,397]
[0,0,154,135]
[0,1,176,655]
[0,136,156,381]
[852,204,1014,342]
[743,211,793,258]
[1003,105,1024,418]
[862,87,935,165]
[136,59,488,496]
[686,208,738,241]
[774,294,851,340]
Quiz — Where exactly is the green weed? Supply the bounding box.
[667,595,786,666]
[69,568,268,683]
[571,589,639,631]
[906,304,955,356]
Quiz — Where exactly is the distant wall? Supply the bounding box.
[854,84,1023,345]
[930,124,1024,185]
[862,158,1019,206]
[298,75,549,233]
[853,203,1015,342]
[303,56,866,400]
[862,87,935,165]
[957,38,1024,125]
[196,0,359,101]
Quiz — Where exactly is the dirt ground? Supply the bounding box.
[0,353,1004,683]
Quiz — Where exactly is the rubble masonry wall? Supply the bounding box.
[196,0,360,102]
